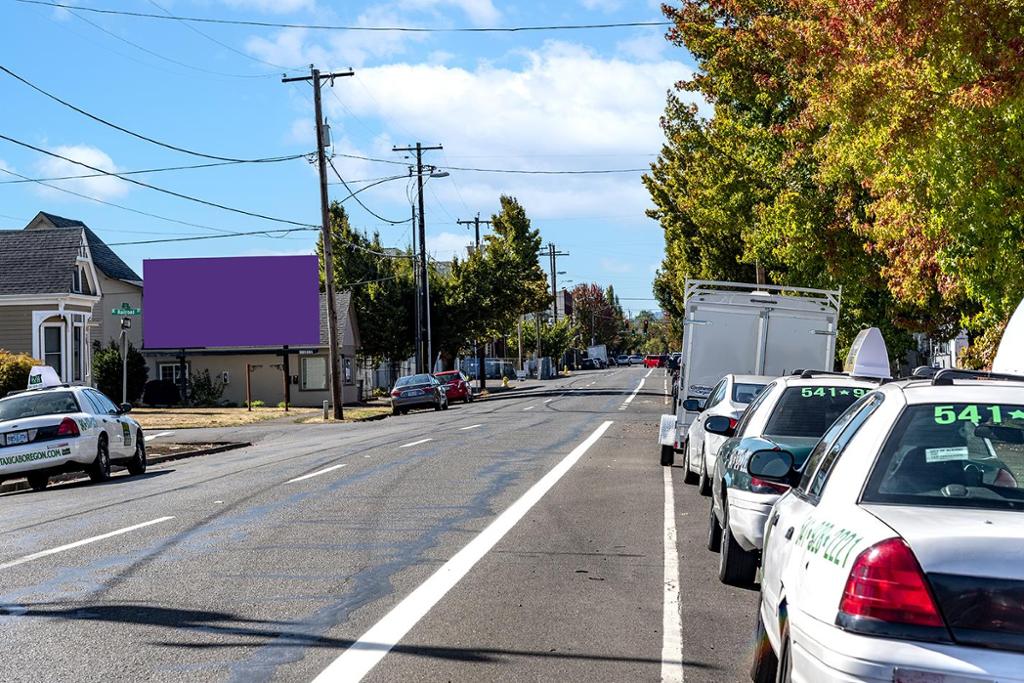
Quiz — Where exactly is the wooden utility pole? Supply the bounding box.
[282,65,353,419]
[545,243,569,323]
[393,142,443,373]
[458,214,492,391]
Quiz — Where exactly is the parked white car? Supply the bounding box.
[0,367,146,491]
[679,373,772,492]
[751,369,1024,683]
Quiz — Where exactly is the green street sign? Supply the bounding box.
[112,302,141,316]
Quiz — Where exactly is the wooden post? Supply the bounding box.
[246,363,252,412]
[282,346,290,412]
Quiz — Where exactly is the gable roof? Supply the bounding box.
[318,291,356,347]
[0,229,84,295]
[25,212,141,283]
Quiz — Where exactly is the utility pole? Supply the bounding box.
[458,214,492,391]
[282,65,353,420]
[543,243,569,322]
[411,205,421,373]
[394,142,443,374]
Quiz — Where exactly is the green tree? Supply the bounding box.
[0,350,40,397]
[92,340,148,404]
[520,317,578,366]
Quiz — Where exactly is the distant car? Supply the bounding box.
[433,370,472,404]
[390,373,449,415]
[607,356,618,367]
[629,354,644,365]
[616,354,631,366]
[580,358,599,370]
[0,368,146,492]
[644,354,668,368]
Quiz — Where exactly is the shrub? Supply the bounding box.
[276,401,287,409]
[142,380,180,407]
[248,399,266,408]
[92,340,148,403]
[189,369,226,407]
[0,350,40,397]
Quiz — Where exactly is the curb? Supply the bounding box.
[0,441,250,495]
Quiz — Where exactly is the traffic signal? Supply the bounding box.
[642,319,649,334]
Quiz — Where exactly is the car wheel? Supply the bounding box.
[392,406,401,416]
[441,397,449,410]
[698,451,712,496]
[27,473,49,492]
[660,444,674,467]
[89,437,111,483]
[401,408,409,415]
[682,443,699,484]
[720,507,759,586]
[434,399,442,411]
[707,499,723,552]
[127,432,147,476]
[750,601,779,683]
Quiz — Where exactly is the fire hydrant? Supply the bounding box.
[502,376,510,388]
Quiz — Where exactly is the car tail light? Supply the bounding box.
[839,538,944,628]
[390,390,401,398]
[749,476,789,494]
[57,417,80,437]
[728,418,738,430]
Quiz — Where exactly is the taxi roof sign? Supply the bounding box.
[993,297,1024,376]
[843,327,891,379]
[27,365,63,390]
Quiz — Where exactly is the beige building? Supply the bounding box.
[144,292,362,407]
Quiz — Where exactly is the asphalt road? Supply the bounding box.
[0,366,757,682]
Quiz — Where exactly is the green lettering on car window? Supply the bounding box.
[934,405,956,424]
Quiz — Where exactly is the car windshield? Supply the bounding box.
[434,372,458,380]
[762,385,869,438]
[732,383,767,404]
[395,374,433,388]
[0,391,79,421]
[863,403,1024,511]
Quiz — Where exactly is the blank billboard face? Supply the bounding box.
[144,255,321,349]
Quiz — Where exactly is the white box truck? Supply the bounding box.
[587,344,608,366]
[659,280,841,461]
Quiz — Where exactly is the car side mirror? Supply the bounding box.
[704,415,735,437]
[747,449,794,482]
[119,403,133,414]
[682,398,704,413]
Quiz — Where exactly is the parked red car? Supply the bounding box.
[643,354,667,368]
[433,370,473,403]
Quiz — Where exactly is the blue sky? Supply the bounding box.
[1,0,699,313]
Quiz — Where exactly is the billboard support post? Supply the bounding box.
[283,65,354,420]
[178,350,187,406]
[246,363,252,412]
[282,346,290,412]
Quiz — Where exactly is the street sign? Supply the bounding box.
[112,302,141,316]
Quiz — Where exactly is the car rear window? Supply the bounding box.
[863,403,1024,511]
[0,392,80,421]
[762,385,869,438]
[395,374,432,387]
[732,383,767,404]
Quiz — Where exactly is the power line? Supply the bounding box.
[0,156,304,185]
[326,157,411,225]
[0,64,304,163]
[18,2,672,32]
[0,133,318,228]
[334,151,647,174]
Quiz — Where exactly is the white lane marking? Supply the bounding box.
[523,405,534,411]
[148,431,174,441]
[544,398,553,404]
[619,376,646,411]
[662,466,685,682]
[313,420,615,682]
[645,368,654,378]
[399,438,432,449]
[0,517,175,570]
[459,424,482,431]
[287,463,347,484]
[664,378,669,405]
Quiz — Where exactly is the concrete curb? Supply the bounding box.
[0,441,250,495]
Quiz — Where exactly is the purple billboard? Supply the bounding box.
[144,255,321,349]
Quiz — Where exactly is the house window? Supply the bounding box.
[71,268,81,293]
[43,324,63,379]
[159,363,189,384]
[73,324,84,382]
[301,356,327,391]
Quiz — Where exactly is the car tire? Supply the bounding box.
[27,473,49,492]
[750,602,779,683]
[720,507,759,586]
[441,397,449,410]
[776,626,792,683]
[698,451,712,496]
[127,432,147,476]
[89,437,111,483]
[707,500,723,552]
[392,406,401,416]
[401,409,409,415]
[682,443,699,484]
[660,444,674,467]
[434,399,442,411]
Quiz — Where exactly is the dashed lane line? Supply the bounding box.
[399,438,432,449]
[0,517,175,570]
[458,424,482,431]
[661,467,685,682]
[312,420,615,683]
[287,463,347,484]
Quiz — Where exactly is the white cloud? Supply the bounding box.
[428,230,473,260]
[33,145,129,201]
[220,0,316,13]
[616,31,668,62]
[399,0,500,25]
[579,0,624,11]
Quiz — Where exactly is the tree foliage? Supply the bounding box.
[92,340,148,404]
[647,0,1023,364]
[0,350,40,398]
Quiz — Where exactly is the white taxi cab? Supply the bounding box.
[0,366,146,492]
[751,366,1024,681]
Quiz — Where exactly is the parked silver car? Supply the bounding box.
[390,374,449,415]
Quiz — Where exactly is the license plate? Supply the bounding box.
[408,389,425,396]
[4,431,28,446]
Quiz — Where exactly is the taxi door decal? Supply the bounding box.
[121,421,132,447]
